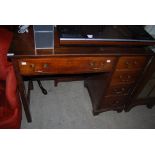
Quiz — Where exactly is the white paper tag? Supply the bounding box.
[106,60,111,63]
[21,62,27,65]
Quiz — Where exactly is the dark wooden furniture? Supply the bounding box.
[7,25,155,122]
[125,56,155,111]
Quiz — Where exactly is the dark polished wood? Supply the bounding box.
[60,39,155,46]
[12,59,32,122]
[125,55,155,112]
[17,56,117,76]
[7,25,155,122]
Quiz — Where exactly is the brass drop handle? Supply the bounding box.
[119,75,127,82]
[133,61,138,65]
[115,91,122,95]
[119,74,132,82]
[119,75,125,82]
[43,63,49,68]
[125,61,129,65]
[125,61,130,68]
[114,87,125,94]
[89,62,96,67]
[89,62,102,70]
[34,70,51,74]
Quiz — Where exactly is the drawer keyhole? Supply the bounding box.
[30,64,35,68]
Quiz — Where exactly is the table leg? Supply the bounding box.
[12,59,32,122]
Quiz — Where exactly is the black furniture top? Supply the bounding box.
[58,25,155,42]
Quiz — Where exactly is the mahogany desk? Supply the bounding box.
[9,26,155,122]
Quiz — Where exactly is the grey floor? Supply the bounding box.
[21,81,155,129]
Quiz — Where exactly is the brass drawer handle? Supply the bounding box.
[125,61,131,68]
[34,70,51,74]
[89,62,102,70]
[89,62,96,67]
[115,91,122,94]
[43,63,49,68]
[119,75,131,82]
[125,61,129,65]
[125,61,138,67]
[92,67,102,70]
[114,88,125,94]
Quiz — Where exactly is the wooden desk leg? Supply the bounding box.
[12,59,32,122]
[27,80,34,105]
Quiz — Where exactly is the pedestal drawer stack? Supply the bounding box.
[98,56,148,112]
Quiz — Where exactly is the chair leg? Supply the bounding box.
[37,80,48,95]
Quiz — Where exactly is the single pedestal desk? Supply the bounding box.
[9,26,155,122]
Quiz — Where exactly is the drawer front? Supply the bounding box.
[18,56,116,75]
[111,70,141,85]
[116,56,147,70]
[99,96,126,109]
[106,84,133,96]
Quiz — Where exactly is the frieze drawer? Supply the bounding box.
[18,56,116,75]
[116,56,147,70]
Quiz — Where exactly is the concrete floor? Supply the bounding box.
[21,81,155,129]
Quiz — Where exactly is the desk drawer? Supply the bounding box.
[106,84,133,96]
[116,56,147,70]
[111,70,141,85]
[18,56,116,75]
[99,96,126,109]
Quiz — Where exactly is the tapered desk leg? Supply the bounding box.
[12,59,32,122]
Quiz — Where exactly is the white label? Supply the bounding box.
[106,59,111,63]
[7,53,15,56]
[87,34,93,38]
[21,62,27,65]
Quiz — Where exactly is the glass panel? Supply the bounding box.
[33,25,54,49]
[34,32,54,49]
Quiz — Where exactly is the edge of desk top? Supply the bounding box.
[8,26,155,57]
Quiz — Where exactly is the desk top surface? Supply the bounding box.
[8,25,155,57]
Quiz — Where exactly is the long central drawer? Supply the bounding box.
[18,56,116,76]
